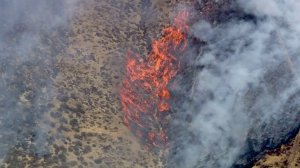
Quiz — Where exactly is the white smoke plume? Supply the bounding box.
[0,0,78,163]
[169,0,300,167]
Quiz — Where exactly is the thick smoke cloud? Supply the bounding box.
[169,0,300,167]
[0,0,77,163]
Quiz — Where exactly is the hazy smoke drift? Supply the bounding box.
[0,0,77,162]
[170,0,300,167]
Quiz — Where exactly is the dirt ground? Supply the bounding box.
[1,0,300,168]
[1,0,185,168]
[60,1,300,167]
[253,133,300,168]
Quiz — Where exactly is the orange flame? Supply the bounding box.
[119,10,189,149]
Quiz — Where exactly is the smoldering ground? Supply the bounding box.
[168,0,300,167]
[0,0,77,163]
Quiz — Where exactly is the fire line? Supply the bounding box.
[120,10,189,149]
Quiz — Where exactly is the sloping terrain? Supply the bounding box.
[254,132,300,168]
[1,0,300,168]
[0,0,183,168]
[0,0,154,167]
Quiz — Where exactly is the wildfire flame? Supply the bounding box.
[120,10,189,149]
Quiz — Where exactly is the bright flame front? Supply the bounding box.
[120,10,189,149]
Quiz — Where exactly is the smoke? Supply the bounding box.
[169,0,300,167]
[0,0,78,163]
